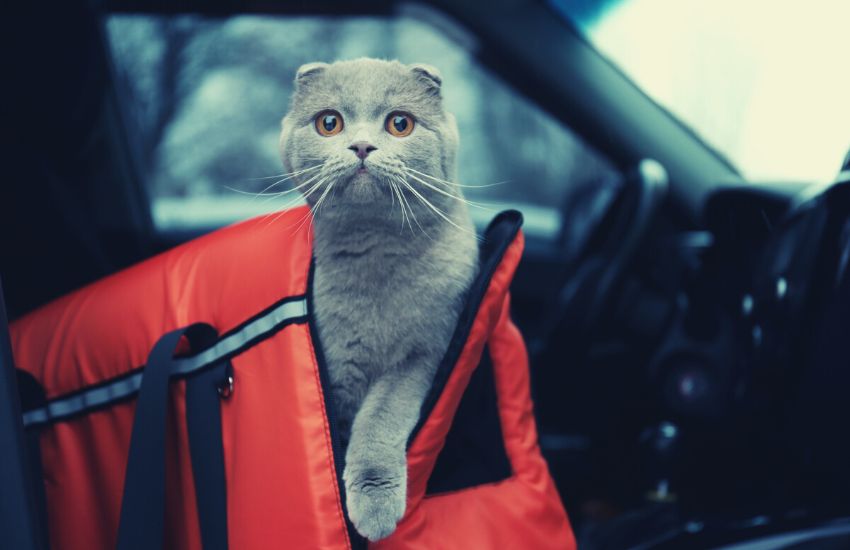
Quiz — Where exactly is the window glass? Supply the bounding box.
[106,13,618,238]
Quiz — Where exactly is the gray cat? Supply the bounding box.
[278,58,479,541]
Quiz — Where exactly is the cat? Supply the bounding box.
[278,58,479,541]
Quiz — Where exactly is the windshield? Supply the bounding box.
[553,0,850,183]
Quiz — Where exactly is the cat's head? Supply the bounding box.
[279,58,460,223]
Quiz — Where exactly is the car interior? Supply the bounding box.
[3,1,850,548]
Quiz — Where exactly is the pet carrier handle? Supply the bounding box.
[186,346,230,550]
[116,323,228,550]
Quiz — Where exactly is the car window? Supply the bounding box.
[553,0,850,184]
[105,12,619,240]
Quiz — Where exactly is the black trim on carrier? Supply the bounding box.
[20,295,309,427]
[410,209,523,445]
[307,261,369,550]
[425,347,513,495]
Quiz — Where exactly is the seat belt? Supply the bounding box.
[0,278,47,550]
[116,323,229,550]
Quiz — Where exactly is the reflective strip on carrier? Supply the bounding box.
[22,296,308,427]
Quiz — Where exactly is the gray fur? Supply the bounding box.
[279,58,479,541]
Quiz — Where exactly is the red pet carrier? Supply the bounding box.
[11,207,575,549]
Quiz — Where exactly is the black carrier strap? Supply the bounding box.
[186,360,230,550]
[116,324,229,550]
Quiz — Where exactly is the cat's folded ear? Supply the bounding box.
[294,62,329,87]
[409,64,442,96]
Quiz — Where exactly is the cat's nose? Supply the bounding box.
[348,141,377,160]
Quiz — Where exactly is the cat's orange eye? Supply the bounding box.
[315,110,343,136]
[385,112,415,137]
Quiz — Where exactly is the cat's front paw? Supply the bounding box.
[344,464,406,541]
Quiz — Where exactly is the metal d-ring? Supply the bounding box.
[217,374,234,399]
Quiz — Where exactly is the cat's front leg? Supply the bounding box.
[343,367,431,541]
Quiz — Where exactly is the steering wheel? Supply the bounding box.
[532,159,669,363]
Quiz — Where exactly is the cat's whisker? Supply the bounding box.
[273,177,325,212]
[388,179,396,213]
[275,204,314,235]
[389,180,409,234]
[405,166,510,189]
[289,174,339,236]
[256,169,330,205]
[397,190,412,235]
[262,203,302,230]
[387,180,402,230]
[399,179,483,242]
[293,180,333,237]
[311,178,337,218]
[393,179,415,235]
[307,179,338,237]
[243,164,324,181]
[329,177,341,207]
[388,178,408,233]
[245,174,288,181]
[253,165,328,203]
[261,207,293,230]
[403,171,494,211]
[261,175,329,230]
[286,210,313,236]
[392,176,432,240]
[227,164,325,200]
[224,184,295,200]
[294,176,330,207]
[395,186,411,235]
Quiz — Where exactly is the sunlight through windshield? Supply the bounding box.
[555,0,850,183]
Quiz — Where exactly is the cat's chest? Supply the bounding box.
[313,243,462,332]
[312,254,430,390]
[314,251,426,309]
